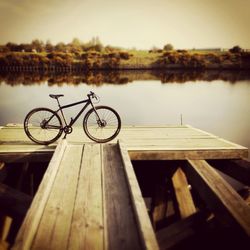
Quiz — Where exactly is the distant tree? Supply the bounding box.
[229,45,243,53]
[71,38,82,46]
[6,42,20,52]
[31,39,44,52]
[45,40,54,53]
[163,43,174,51]
[19,43,32,52]
[55,42,67,52]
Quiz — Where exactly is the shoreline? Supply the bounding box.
[0,50,250,72]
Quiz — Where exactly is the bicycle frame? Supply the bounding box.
[50,96,100,128]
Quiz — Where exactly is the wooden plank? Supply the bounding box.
[208,159,250,185]
[118,141,159,250]
[152,183,168,228]
[0,163,4,170]
[156,212,206,250]
[184,159,250,237]
[172,168,196,219]
[68,144,104,250]
[129,149,248,160]
[31,145,82,250]
[12,139,67,250]
[0,183,32,218]
[103,143,142,250]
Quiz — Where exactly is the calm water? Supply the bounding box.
[0,73,249,153]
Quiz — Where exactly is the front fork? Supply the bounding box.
[89,99,104,126]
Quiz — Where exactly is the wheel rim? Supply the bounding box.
[25,109,62,144]
[85,107,120,142]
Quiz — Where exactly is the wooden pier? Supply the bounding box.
[0,125,249,249]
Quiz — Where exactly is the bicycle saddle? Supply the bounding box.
[49,94,64,99]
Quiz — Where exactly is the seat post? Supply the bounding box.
[56,98,61,108]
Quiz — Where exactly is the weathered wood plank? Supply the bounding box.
[31,145,82,250]
[0,162,4,170]
[12,139,67,250]
[103,143,142,250]
[208,159,250,185]
[184,159,250,237]
[68,144,104,250]
[118,141,159,250]
[172,168,196,219]
[152,183,168,228]
[129,149,248,160]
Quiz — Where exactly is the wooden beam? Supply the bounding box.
[172,168,196,219]
[118,141,159,250]
[0,183,32,218]
[12,139,67,250]
[184,159,250,237]
[152,183,168,228]
[208,159,250,185]
[129,149,248,161]
[0,163,5,170]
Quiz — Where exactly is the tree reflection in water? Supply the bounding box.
[0,70,250,86]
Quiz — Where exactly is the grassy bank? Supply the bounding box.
[0,49,250,71]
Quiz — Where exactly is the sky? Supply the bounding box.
[0,0,250,50]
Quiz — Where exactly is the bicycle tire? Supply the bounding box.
[24,107,63,145]
[83,106,121,143]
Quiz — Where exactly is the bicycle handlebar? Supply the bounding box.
[88,91,98,101]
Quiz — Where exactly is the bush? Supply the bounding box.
[119,51,130,60]
[163,43,174,51]
[229,46,242,53]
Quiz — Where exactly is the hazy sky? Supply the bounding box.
[0,0,249,49]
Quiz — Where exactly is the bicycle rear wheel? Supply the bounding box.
[24,107,63,145]
[83,106,121,143]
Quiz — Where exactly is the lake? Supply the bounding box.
[0,70,249,153]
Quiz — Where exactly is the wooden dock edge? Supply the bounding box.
[12,139,67,250]
[118,140,159,250]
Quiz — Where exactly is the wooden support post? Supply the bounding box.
[172,168,196,219]
[184,159,250,237]
[0,214,12,243]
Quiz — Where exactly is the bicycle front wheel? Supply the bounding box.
[24,107,63,145]
[83,106,121,143]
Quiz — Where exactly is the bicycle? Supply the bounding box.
[24,91,121,145]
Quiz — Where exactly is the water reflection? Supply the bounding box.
[1,69,250,86]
